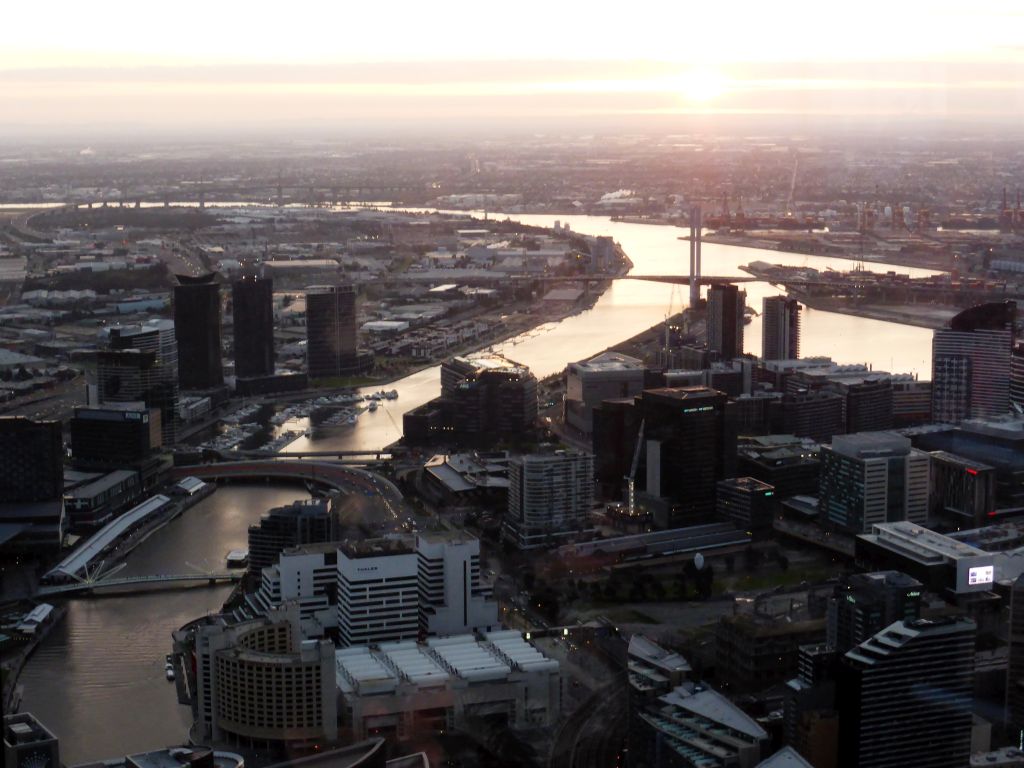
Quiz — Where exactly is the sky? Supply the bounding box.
[2,0,1023,136]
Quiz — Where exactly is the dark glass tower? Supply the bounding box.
[762,295,801,360]
[707,283,746,360]
[173,273,223,390]
[305,284,356,380]
[0,417,64,502]
[838,617,975,768]
[232,276,275,378]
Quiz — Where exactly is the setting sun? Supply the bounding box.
[675,68,729,103]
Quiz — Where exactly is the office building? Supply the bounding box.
[819,432,930,534]
[335,631,561,741]
[337,538,420,647]
[0,417,66,551]
[787,364,894,433]
[64,469,143,529]
[783,644,839,768]
[247,498,335,575]
[707,283,746,360]
[912,416,1024,511]
[928,451,997,527]
[892,374,932,426]
[173,273,223,390]
[505,450,593,549]
[0,417,63,502]
[248,543,339,637]
[3,713,60,768]
[403,354,538,448]
[249,532,497,645]
[736,436,821,499]
[827,571,922,654]
[716,607,827,694]
[306,284,371,379]
[591,387,733,527]
[564,351,645,435]
[416,531,498,637]
[716,477,776,537]
[173,606,337,746]
[232,275,274,376]
[1007,574,1024,734]
[70,403,161,467]
[101,320,179,444]
[855,521,1006,596]
[592,397,642,499]
[232,276,275,378]
[782,390,845,443]
[1013,341,1024,415]
[762,295,801,360]
[838,617,976,768]
[641,387,732,527]
[932,301,1016,424]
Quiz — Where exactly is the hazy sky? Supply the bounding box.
[3,0,1023,134]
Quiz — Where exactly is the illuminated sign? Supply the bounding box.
[681,406,715,414]
[968,565,994,586]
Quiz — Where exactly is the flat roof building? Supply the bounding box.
[819,432,930,534]
[335,631,560,741]
[564,351,645,435]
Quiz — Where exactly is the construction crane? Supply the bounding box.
[625,419,646,517]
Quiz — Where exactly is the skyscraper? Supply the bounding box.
[838,617,975,768]
[1007,574,1024,734]
[337,538,420,647]
[173,273,223,390]
[232,276,275,378]
[247,498,335,575]
[505,450,594,549]
[707,283,746,360]
[638,386,731,527]
[0,417,65,550]
[819,432,930,534]
[762,295,801,360]
[1012,340,1024,415]
[932,301,1016,424]
[0,417,63,503]
[305,284,357,380]
[102,320,179,444]
[827,571,923,654]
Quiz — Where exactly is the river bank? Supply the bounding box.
[701,231,955,272]
[1,602,68,713]
[794,297,959,330]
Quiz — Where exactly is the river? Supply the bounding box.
[19,485,312,765]
[281,210,939,453]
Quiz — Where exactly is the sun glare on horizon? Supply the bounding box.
[674,68,729,103]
